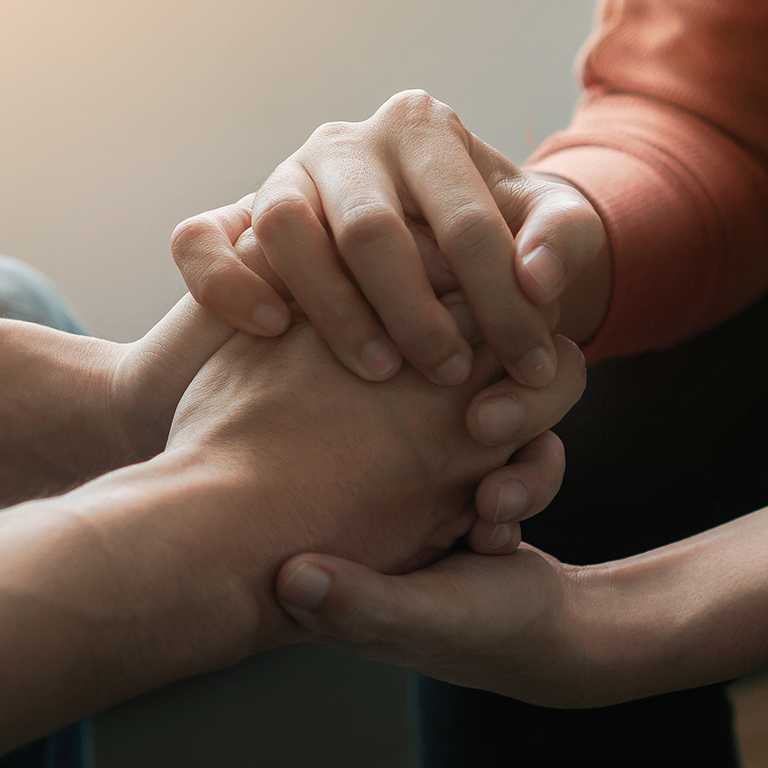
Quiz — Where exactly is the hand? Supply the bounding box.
[278,506,768,709]
[0,295,232,505]
[164,322,586,647]
[171,89,608,393]
[108,294,234,462]
[275,544,591,708]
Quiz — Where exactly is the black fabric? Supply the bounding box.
[412,290,768,767]
[411,679,740,768]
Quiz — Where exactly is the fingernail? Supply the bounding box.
[476,395,524,445]
[487,523,513,549]
[514,346,556,388]
[521,245,564,304]
[434,353,472,386]
[253,303,289,336]
[280,564,331,610]
[494,479,529,523]
[361,339,400,377]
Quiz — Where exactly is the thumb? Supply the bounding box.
[113,294,236,455]
[136,293,236,386]
[276,554,455,648]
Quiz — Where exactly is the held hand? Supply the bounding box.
[172,90,608,390]
[163,322,584,647]
[107,294,235,463]
[275,545,589,708]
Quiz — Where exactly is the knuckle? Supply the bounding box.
[309,120,353,144]
[442,206,502,264]
[336,203,402,251]
[252,194,314,242]
[389,88,434,113]
[544,192,606,265]
[384,89,458,132]
[170,215,213,262]
[193,259,231,308]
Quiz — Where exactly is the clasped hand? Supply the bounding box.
[131,89,601,679]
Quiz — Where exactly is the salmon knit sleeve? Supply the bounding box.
[524,0,768,362]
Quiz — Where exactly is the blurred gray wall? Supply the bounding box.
[1,0,596,341]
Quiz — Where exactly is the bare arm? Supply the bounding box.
[0,314,586,753]
[276,506,768,708]
[0,297,232,507]
[0,322,124,505]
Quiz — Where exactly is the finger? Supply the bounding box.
[171,195,292,336]
[440,290,481,344]
[474,431,565,525]
[483,169,610,345]
[276,553,450,647]
[513,175,606,308]
[253,161,404,382]
[381,97,556,388]
[467,519,522,555]
[233,226,292,301]
[299,128,474,387]
[123,294,236,431]
[466,335,586,446]
[142,292,235,368]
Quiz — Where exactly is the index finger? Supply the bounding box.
[171,195,291,336]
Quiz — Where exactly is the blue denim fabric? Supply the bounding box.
[0,255,87,334]
[0,255,95,768]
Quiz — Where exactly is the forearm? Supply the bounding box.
[571,508,768,706]
[0,296,233,507]
[0,449,288,753]
[0,321,127,505]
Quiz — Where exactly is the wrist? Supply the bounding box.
[0,321,133,505]
[562,528,763,707]
[69,445,303,665]
[0,449,275,748]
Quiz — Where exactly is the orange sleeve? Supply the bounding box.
[524,0,768,362]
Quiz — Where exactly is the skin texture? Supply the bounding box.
[0,296,234,508]
[277,507,768,709]
[171,90,610,395]
[0,301,586,753]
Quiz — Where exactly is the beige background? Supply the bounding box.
[4,3,768,766]
[0,0,595,341]
[2,1,601,766]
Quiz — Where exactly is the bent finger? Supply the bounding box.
[466,519,522,556]
[513,176,606,308]
[253,162,403,382]
[301,141,473,386]
[466,335,586,446]
[172,195,291,336]
[474,431,565,525]
[391,114,556,388]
